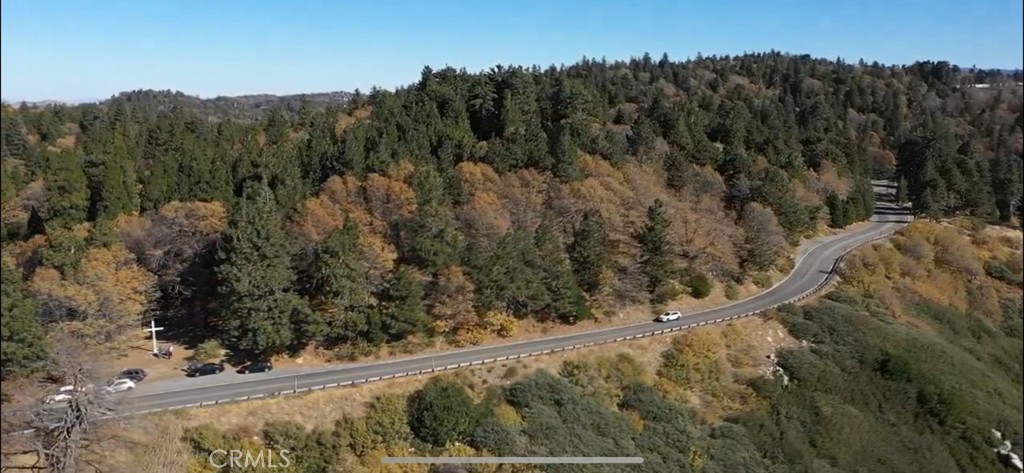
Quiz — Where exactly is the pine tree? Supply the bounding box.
[40,227,87,276]
[991,152,1023,222]
[379,265,430,340]
[44,151,90,228]
[741,203,786,272]
[550,123,580,181]
[409,377,479,447]
[466,232,548,316]
[217,181,319,357]
[0,161,25,208]
[96,157,139,218]
[569,210,610,294]
[1,264,50,380]
[407,166,462,273]
[634,199,674,295]
[826,193,847,229]
[534,218,590,324]
[664,151,687,191]
[1,113,28,160]
[308,219,378,345]
[1014,195,1024,224]
[896,176,909,205]
[628,116,659,158]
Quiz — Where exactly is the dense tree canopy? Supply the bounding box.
[1,52,1021,362]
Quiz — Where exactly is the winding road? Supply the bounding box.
[117,184,912,415]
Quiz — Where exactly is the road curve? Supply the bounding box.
[119,198,912,415]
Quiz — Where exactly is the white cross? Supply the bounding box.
[144,319,164,354]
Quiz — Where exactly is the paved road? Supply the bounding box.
[118,195,912,414]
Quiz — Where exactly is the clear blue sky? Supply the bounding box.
[2,0,1022,102]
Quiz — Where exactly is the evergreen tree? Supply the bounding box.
[379,265,430,340]
[44,151,90,228]
[741,203,786,272]
[664,151,687,191]
[550,123,581,181]
[991,152,1023,222]
[408,378,479,447]
[896,176,909,205]
[95,157,139,218]
[0,161,25,208]
[534,218,590,324]
[467,232,548,316]
[1,264,50,380]
[826,193,847,228]
[406,166,462,273]
[1,113,28,160]
[217,181,319,357]
[40,227,87,276]
[634,199,674,295]
[308,219,379,345]
[568,210,610,294]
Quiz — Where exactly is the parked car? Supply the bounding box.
[656,310,683,322]
[103,378,136,393]
[116,368,148,383]
[237,361,273,374]
[187,363,225,377]
[43,385,90,404]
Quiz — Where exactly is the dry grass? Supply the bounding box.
[54,134,77,151]
[89,315,796,472]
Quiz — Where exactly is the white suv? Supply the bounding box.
[103,378,136,394]
[657,311,683,322]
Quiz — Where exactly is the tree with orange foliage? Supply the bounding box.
[427,265,477,336]
[28,243,157,346]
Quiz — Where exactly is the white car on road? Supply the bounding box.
[657,310,683,322]
[103,378,136,394]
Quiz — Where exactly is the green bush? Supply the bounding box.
[985,259,1024,287]
[752,273,774,289]
[408,378,479,447]
[190,340,222,363]
[724,282,741,300]
[651,282,684,304]
[687,273,713,299]
[331,341,377,361]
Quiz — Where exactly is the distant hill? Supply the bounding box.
[3,89,353,121]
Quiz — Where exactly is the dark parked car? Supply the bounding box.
[187,363,225,377]
[116,368,148,383]
[237,361,273,374]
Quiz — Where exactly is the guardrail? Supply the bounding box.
[2,224,904,432]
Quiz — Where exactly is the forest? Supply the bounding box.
[131,219,1024,473]
[2,52,1023,374]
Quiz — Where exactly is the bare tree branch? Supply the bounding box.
[2,333,126,473]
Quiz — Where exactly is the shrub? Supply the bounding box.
[724,282,740,300]
[502,366,520,380]
[687,273,713,299]
[752,273,774,289]
[408,378,479,447]
[331,341,376,361]
[984,259,1024,287]
[191,340,223,363]
[482,310,518,338]
[652,281,685,304]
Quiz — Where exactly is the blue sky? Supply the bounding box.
[2,0,1022,102]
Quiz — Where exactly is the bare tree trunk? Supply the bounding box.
[2,333,124,473]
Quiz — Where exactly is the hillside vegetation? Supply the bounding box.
[1,53,1022,379]
[74,220,1024,473]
